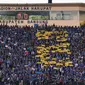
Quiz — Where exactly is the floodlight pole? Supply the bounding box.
[48,0,52,3]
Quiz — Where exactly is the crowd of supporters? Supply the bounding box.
[0,24,85,85]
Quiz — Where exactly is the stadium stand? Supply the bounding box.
[0,25,85,85]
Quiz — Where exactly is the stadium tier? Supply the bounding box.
[0,2,85,85]
[0,25,85,85]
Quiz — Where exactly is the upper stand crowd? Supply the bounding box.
[0,24,85,85]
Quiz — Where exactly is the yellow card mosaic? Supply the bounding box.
[36,30,73,67]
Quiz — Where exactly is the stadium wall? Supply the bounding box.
[0,3,84,26]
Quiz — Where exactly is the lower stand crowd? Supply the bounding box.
[0,24,85,85]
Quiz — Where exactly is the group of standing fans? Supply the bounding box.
[0,24,85,85]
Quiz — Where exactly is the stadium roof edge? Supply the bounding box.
[0,3,85,6]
